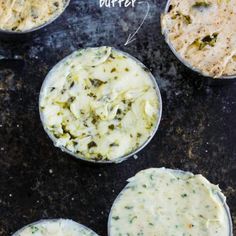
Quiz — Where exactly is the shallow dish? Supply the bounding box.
[39,47,162,164]
[12,219,99,236]
[162,0,236,81]
[108,168,233,236]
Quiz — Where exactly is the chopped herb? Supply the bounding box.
[110,54,115,59]
[168,4,173,12]
[91,116,99,124]
[193,33,218,50]
[125,206,133,209]
[110,143,119,147]
[112,216,120,220]
[88,141,97,149]
[61,88,66,94]
[172,12,192,24]
[130,216,138,223]
[87,92,97,98]
[30,226,39,234]
[108,124,115,130]
[69,81,75,88]
[183,15,192,24]
[181,193,188,198]
[192,1,211,8]
[95,153,103,160]
[76,51,83,57]
[116,109,122,115]
[111,68,116,73]
[53,2,59,7]
[89,78,107,87]
[137,133,142,138]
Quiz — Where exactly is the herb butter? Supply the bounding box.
[39,47,161,162]
[13,219,98,236]
[162,0,236,78]
[109,168,231,236]
[0,0,67,32]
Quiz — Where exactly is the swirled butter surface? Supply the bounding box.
[0,0,66,32]
[109,168,230,236]
[14,219,98,236]
[39,47,160,162]
[162,0,236,78]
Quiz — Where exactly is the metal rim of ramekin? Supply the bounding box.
[0,0,70,35]
[162,0,236,80]
[12,219,99,236]
[39,47,163,164]
[107,168,233,236]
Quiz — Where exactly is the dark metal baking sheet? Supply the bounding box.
[0,0,235,235]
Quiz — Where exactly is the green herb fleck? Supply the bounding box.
[109,143,119,147]
[89,78,107,87]
[192,1,211,8]
[69,82,75,88]
[87,92,97,98]
[88,141,97,149]
[130,216,138,223]
[108,124,115,130]
[193,33,218,50]
[125,206,133,209]
[183,15,192,24]
[30,226,39,234]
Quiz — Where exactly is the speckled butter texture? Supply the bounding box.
[162,0,236,78]
[14,220,98,236]
[40,46,160,162]
[0,0,67,31]
[109,168,229,236]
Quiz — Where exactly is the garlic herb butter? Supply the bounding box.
[39,47,161,162]
[14,219,98,236]
[109,168,230,236]
[0,0,67,32]
[162,0,236,77]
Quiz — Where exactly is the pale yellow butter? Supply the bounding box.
[40,47,160,161]
[109,168,230,236]
[162,0,236,77]
[0,0,66,31]
[14,219,98,236]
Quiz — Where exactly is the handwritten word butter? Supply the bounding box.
[100,0,136,8]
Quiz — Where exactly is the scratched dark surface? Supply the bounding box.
[0,0,235,235]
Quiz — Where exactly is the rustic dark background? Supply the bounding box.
[0,0,235,235]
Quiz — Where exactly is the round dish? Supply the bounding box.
[108,168,233,236]
[162,0,236,79]
[12,219,99,236]
[0,0,70,37]
[39,46,162,163]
